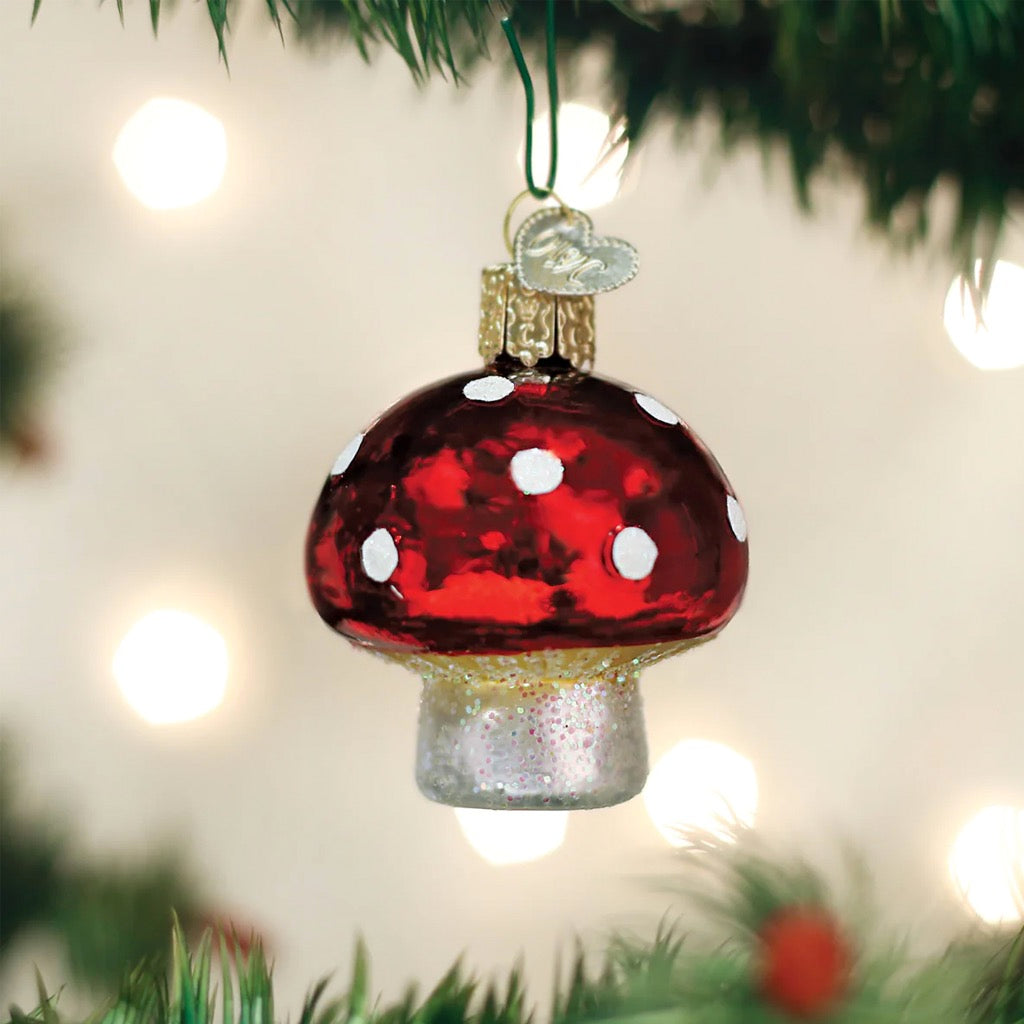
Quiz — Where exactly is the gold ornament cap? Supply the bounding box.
[478,264,595,372]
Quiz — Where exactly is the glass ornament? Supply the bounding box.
[306,265,748,809]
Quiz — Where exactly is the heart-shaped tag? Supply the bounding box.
[514,207,639,296]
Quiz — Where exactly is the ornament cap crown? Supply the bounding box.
[478,264,595,372]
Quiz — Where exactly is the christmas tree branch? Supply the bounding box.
[28,1,1024,275]
[0,258,61,462]
[0,741,204,991]
[10,837,1020,1024]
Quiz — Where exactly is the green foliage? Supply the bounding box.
[9,920,1018,1024]
[508,0,1021,272]
[0,266,60,458]
[300,2,494,84]
[0,755,63,952]
[960,928,1024,1024]
[0,746,203,991]
[8,839,1023,1024]
[57,855,202,991]
[31,0,1024,273]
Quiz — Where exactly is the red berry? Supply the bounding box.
[758,909,851,1018]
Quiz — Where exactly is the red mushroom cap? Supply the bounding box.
[306,362,747,656]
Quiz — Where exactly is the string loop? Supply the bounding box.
[502,188,571,257]
[501,0,559,200]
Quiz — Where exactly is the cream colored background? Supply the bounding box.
[2,1,1022,1011]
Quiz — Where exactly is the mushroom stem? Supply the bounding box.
[415,671,649,810]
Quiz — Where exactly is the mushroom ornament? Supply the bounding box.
[306,259,748,810]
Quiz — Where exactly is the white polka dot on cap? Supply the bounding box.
[510,448,564,495]
[330,433,364,477]
[634,393,680,425]
[726,495,747,543]
[611,526,659,581]
[463,377,515,402]
[361,527,399,582]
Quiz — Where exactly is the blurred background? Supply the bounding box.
[1,0,1022,1013]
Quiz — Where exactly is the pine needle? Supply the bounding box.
[265,0,285,45]
[206,0,230,71]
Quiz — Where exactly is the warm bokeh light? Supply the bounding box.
[949,805,1024,925]
[454,807,568,865]
[113,609,228,725]
[643,739,758,847]
[113,97,227,210]
[943,260,1024,370]
[521,102,628,210]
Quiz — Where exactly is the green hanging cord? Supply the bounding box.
[501,0,559,200]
